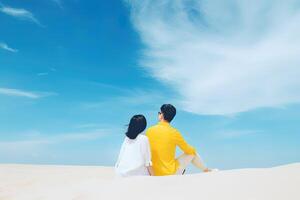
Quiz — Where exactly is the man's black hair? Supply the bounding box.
[160,104,176,122]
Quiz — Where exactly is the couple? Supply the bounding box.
[115,104,211,177]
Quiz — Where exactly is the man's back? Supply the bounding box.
[146,121,196,176]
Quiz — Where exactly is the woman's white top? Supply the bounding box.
[115,134,152,177]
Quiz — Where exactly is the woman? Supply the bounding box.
[115,115,154,177]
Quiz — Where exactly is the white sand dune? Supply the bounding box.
[0,163,299,200]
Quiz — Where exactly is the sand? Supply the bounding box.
[0,163,299,200]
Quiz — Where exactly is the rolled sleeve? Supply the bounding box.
[142,137,152,166]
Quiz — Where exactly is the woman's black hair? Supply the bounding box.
[125,115,147,139]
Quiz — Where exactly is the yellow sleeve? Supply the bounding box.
[174,130,196,155]
[145,128,151,137]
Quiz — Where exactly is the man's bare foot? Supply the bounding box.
[203,168,212,172]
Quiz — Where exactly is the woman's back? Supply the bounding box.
[115,134,152,177]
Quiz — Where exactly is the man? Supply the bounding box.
[146,104,211,176]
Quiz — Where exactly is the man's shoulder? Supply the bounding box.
[146,125,157,135]
[146,123,178,134]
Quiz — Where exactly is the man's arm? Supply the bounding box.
[174,131,212,172]
[174,130,196,155]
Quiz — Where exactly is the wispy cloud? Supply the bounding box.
[0,42,18,52]
[52,130,110,141]
[127,0,300,115]
[0,4,43,27]
[37,67,58,76]
[0,128,121,164]
[37,72,49,76]
[213,130,263,139]
[0,129,115,149]
[75,123,103,129]
[0,129,113,156]
[52,0,63,9]
[0,87,56,99]
[82,89,169,110]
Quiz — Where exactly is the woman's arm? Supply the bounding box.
[115,139,126,168]
[147,166,154,176]
[143,137,154,176]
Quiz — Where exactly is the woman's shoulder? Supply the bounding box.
[137,134,149,142]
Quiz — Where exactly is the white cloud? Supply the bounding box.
[0,5,43,27]
[0,87,56,99]
[0,42,18,52]
[127,0,300,115]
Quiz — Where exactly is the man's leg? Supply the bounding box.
[176,153,207,175]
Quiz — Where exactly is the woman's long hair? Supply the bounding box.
[125,115,147,139]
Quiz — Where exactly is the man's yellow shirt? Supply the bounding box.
[146,121,196,176]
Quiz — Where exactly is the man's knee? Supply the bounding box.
[185,154,195,161]
[178,154,195,166]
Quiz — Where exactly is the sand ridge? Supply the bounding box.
[0,163,299,200]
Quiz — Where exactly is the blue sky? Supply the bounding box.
[0,0,299,170]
